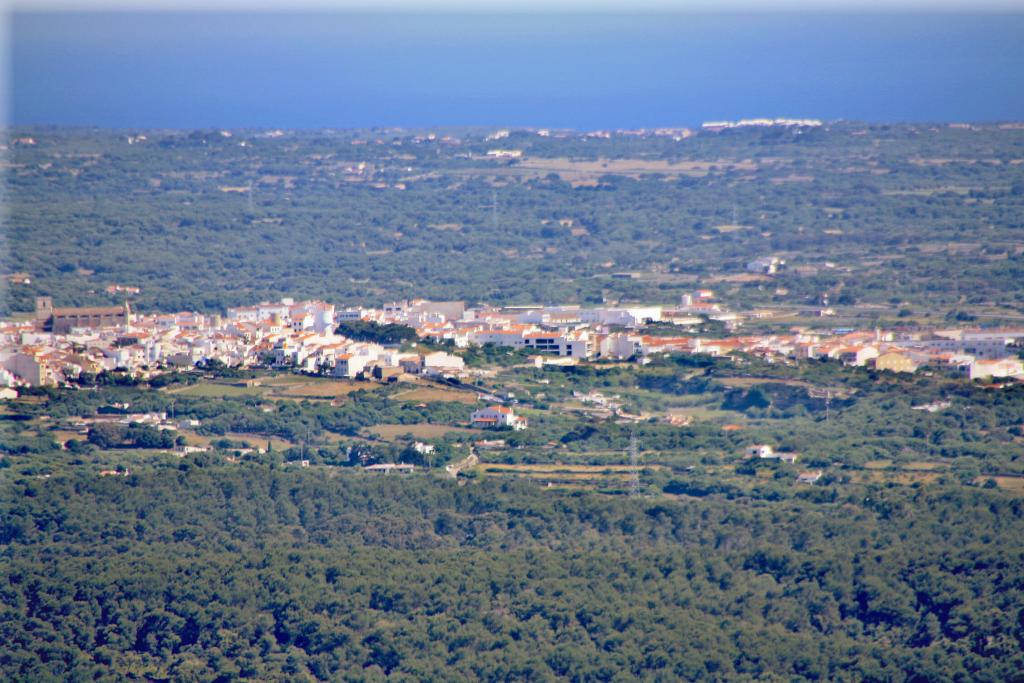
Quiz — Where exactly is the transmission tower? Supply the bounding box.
[629,433,642,497]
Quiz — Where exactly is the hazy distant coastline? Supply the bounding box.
[11,11,1024,129]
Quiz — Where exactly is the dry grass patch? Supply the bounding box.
[49,429,87,445]
[259,375,310,386]
[272,380,366,399]
[864,460,893,470]
[713,224,750,233]
[167,374,375,401]
[978,476,1024,495]
[479,463,666,474]
[463,156,759,185]
[392,387,479,404]
[525,472,631,481]
[166,381,264,398]
[665,405,740,422]
[848,470,942,486]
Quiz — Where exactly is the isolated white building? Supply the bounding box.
[422,351,465,375]
[471,405,527,430]
[967,358,1024,381]
[746,257,784,275]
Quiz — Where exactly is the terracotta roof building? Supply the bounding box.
[36,297,130,334]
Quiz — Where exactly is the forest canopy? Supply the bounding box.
[2,469,1023,681]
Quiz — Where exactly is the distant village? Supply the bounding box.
[2,290,1023,395]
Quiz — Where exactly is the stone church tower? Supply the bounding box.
[35,296,54,320]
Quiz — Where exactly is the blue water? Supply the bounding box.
[11,12,1024,128]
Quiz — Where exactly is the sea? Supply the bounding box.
[10,11,1024,129]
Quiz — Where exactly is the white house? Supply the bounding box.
[522,331,592,358]
[486,149,523,159]
[333,353,368,379]
[469,329,529,348]
[471,405,527,430]
[599,333,644,359]
[331,342,384,378]
[290,313,315,332]
[797,470,823,484]
[838,345,879,367]
[747,257,783,275]
[968,358,1024,381]
[422,351,465,375]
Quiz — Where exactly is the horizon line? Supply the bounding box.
[7,119,1024,130]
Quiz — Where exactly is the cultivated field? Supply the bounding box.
[272,380,366,399]
[512,156,758,178]
[975,476,1024,495]
[166,374,371,401]
[167,382,264,398]
[847,470,943,486]
[391,386,479,404]
[478,463,666,474]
